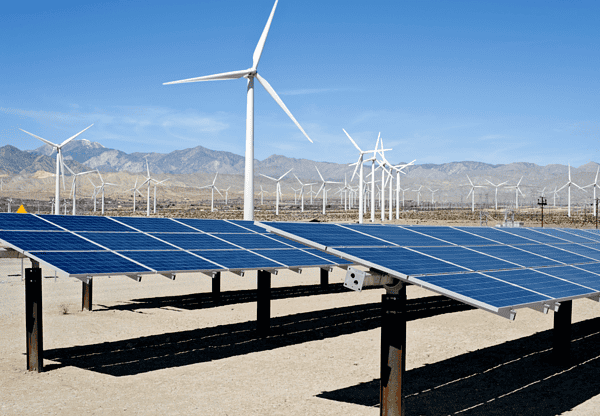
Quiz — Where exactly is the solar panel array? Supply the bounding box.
[259,222,600,317]
[0,214,350,277]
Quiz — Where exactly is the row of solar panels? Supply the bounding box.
[0,214,351,277]
[261,222,600,317]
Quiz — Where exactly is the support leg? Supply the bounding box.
[381,285,406,416]
[82,279,93,311]
[25,267,43,373]
[320,267,329,286]
[212,272,221,305]
[257,270,271,335]
[553,300,572,365]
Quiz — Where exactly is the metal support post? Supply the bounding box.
[553,300,572,365]
[82,278,93,311]
[320,267,329,286]
[25,267,43,372]
[212,272,221,305]
[381,284,406,416]
[257,270,271,335]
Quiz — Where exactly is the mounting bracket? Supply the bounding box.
[344,266,395,292]
[289,267,302,274]
[125,274,142,282]
[161,273,176,280]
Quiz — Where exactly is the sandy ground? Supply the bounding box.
[1,259,600,415]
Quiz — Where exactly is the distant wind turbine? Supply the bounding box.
[260,168,293,216]
[583,166,600,217]
[200,173,223,212]
[504,177,526,210]
[462,175,486,212]
[163,0,312,221]
[344,129,376,224]
[315,166,340,215]
[485,179,508,210]
[19,124,93,214]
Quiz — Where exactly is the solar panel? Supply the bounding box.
[112,217,193,233]
[214,233,293,250]
[30,251,152,276]
[117,250,224,272]
[150,233,238,250]
[39,215,132,232]
[80,232,176,251]
[0,231,101,252]
[0,213,60,231]
[259,222,600,317]
[174,218,254,233]
[194,249,283,270]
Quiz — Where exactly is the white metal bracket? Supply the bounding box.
[528,302,559,314]
[289,267,302,274]
[126,274,142,282]
[321,266,334,273]
[497,308,517,321]
[588,294,600,303]
[201,271,218,278]
[344,266,395,292]
[73,275,93,285]
[230,270,245,277]
[161,273,176,280]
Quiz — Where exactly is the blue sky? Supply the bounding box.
[1,0,598,166]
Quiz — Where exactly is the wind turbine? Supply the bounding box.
[163,0,312,221]
[504,177,526,210]
[200,173,223,212]
[551,186,560,207]
[583,166,600,217]
[19,124,93,214]
[485,179,508,210]
[125,178,144,213]
[462,175,486,212]
[315,166,340,215]
[293,174,316,212]
[412,185,423,206]
[427,187,439,205]
[260,168,293,216]
[223,186,231,205]
[96,171,118,215]
[7,198,13,213]
[153,179,169,214]
[88,178,101,212]
[344,129,377,223]
[64,164,96,215]
[259,185,270,205]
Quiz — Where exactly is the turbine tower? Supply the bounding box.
[583,166,600,217]
[260,168,293,216]
[344,129,376,224]
[485,179,508,210]
[462,175,486,212]
[19,125,93,214]
[200,173,223,212]
[504,176,526,210]
[163,0,312,221]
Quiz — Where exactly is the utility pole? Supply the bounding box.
[538,196,547,228]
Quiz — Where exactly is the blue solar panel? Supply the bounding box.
[538,266,600,291]
[230,220,269,233]
[112,217,193,233]
[31,251,151,275]
[533,228,598,244]
[412,246,517,271]
[485,269,594,298]
[255,249,338,267]
[456,227,534,245]
[216,233,304,250]
[302,249,352,265]
[469,245,562,268]
[342,224,451,246]
[117,250,224,272]
[497,228,566,244]
[0,231,101,251]
[194,249,283,270]
[40,215,132,232]
[79,232,176,251]
[516,244,596,264]
[335,246,469,276]
[416,272,550,308]
[261,222,392,247]
[0,213,60,231]
[174,218,253,233]
[267,235,313,248]
[548,243,600,261]
[406,226,493,246]
[150,233,237,250]
[564,229,600,242]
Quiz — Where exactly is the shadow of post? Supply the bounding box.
[317,317,600,415]
[44,295,473,376]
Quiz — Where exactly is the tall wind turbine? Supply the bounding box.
[19,125,93,214]
[344,129,376,224]
[64,164,96,215]
[153,179,169,214]
[260,168,293,216]
[163,0,312,221]
[259,185,269,205]
[293,174,316,212]
[427,187,439,205]
[125,178,144,213]
[96,171,118,215]
[463,175,486,212]
[200,173,223,212]
[485,179,508,210]
[583,166,600,217]
[315,166,340,215]
[505,176,526,210]
[412,185,423,206]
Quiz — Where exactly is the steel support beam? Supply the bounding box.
[320,267,329,286]
[212,271,221,305]
[381,285,406,416]
[25,267,43,373]
[257,270,271,335]
[553,300,572,365]
[82,279,93,311]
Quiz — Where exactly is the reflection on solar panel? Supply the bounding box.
[260,222,600,318]
[0,214,351,278]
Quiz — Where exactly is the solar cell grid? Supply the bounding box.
[456,227,534,245]
[497,228,566,244]
[79,232,176,251]
[537,266,600,291]
[565,229,600,242]
[0,213,60,231]
[533,228,598,244]
[412,246,517,271]
[112,217,193,233]
[151,233,237,250]
[253,249,338,267]
[407,226,493,246]
[117,250,224,272]
[515,244,596,264]
[342,224,451,246]
[174,218,253,233]
[469,245,562,268]
[485,269,594,298]
[40,215,132,232]
[548,243,600,261]
[214,233,293,250]
[30,251,151,275]
[0,231,101,252]
[194,249,283,270]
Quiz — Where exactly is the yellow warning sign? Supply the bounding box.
[16,205,27,213]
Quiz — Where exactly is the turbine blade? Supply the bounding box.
[278,168,293,181]
[60,124,93,147]
[252,0,279,70]
[255,73,313,143]
[260,173,277,181]
[314,165,324,181]
[163,69,252,84]
[343,128,362,152]
[19,129,58,148]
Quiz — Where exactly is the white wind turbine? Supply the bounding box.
[583,166,600,217]
[315,166,340,215]
[504,177,526,210]
[19,124,93,215]
[463,175,486,212]
[88,178,101,212]
[125,178,144,213]
[7,198,13,213]
[96,171,118,215]
[259,185,270,205]
[153,179,169,214]
[260,168,293,216]
[485,179,508,210]
[377,136,414,219]
[223,187,231,205]
[344,129,376,224]
[64,164,96,215]
[427,187,439,205]
[200,173,223,212]
[293,174,316,212]
[163,0,312,221]
[557,165,587,217]
[412,185,423,206]
[551,186,560,207]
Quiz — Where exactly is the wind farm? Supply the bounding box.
[2,1,600,416]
